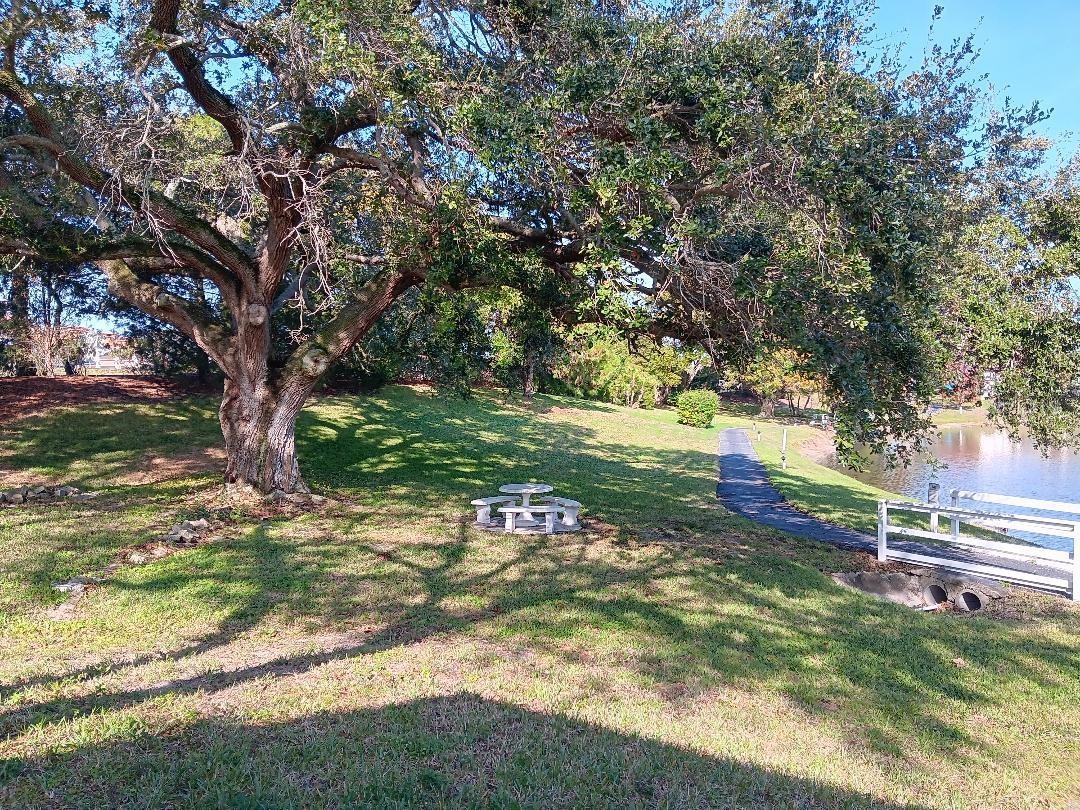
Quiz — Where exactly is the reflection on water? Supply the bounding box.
[827,425,1080,551]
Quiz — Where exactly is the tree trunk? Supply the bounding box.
[9,266,34,375]
[219,376,309,494]
[194,347,211,385]
[211,270,412,494]
[759,395,776,418]
[523,354,538,401]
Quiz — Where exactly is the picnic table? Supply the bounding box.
[498,482,553,523]
[470,483,581,534]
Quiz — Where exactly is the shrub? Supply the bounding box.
[676,389,719,428]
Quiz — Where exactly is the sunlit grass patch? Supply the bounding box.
[0,385,1077,807]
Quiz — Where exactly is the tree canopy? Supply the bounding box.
[0,0,1076,490]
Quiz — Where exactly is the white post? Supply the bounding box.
[950,490,960,541]
[928,482,940,533]
[781,428,788,470]
[1073,523,1080,603]
[877,501,888,562]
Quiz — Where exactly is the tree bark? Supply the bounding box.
[523,354,538,401]
[219,378,308,493]
[194,347,211,385]
[212,269,413,494]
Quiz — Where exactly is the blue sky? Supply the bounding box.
[873,1,1080,156]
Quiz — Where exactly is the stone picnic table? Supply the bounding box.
[498,482,553,524]
[470,483,582,534]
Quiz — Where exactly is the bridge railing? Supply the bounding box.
[876,499,1080,601]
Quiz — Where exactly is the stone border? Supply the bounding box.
[1,484,100,505]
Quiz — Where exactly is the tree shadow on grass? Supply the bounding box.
[2,516,1078,777]
[0,399,221,489]
[2,386,1078,790]
[297,388,718,526]
[0,693,926,809]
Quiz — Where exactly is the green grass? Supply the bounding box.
[930,405,989,427]
[0,386,1077,808]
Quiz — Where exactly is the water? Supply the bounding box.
[827,425,1080,551]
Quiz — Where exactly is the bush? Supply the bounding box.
[676,389,719,428]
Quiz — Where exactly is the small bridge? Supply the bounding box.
[716,428,1079,600]
[878,490,1080,601]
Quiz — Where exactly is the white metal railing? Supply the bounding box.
[876,499,1080,601]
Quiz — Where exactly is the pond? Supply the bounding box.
[826,424,1080,551]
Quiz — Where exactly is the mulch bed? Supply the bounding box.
[0,375,216,423]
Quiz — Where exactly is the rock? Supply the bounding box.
[169,526,199,543]
[52,576,102,594]
[6,492,25,504]
[28,485,47,498]
[186,518,210,531]
[70,491,100,502]
[55,485,79,497]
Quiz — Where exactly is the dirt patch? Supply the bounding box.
[798,430,835,464]
[115,446,227,485]
[0,375,215,423]
[544,406,583,416]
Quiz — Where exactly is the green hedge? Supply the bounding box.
[676,389,719,428]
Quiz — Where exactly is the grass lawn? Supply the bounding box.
[0,385,1077,808]
[930,406,990,427]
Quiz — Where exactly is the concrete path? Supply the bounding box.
[715,428,1069,590]
[716,428,875,552]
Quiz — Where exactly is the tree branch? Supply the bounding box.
[148,0,249,153]
[0,73,257,292]
[277,269,416,387]
[100,258,232,368]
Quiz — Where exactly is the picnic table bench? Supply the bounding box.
[471,483,583,534]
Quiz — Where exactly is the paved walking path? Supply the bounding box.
[715,428,875,551]
[715,428,1069,589]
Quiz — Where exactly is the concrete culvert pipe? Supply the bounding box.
[955,590,983,612]
[922,584,948,607]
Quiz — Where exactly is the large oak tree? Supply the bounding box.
[1,0,1073,491]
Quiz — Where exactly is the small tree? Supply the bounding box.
[742,349,822,418]
[17,324,85,376]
